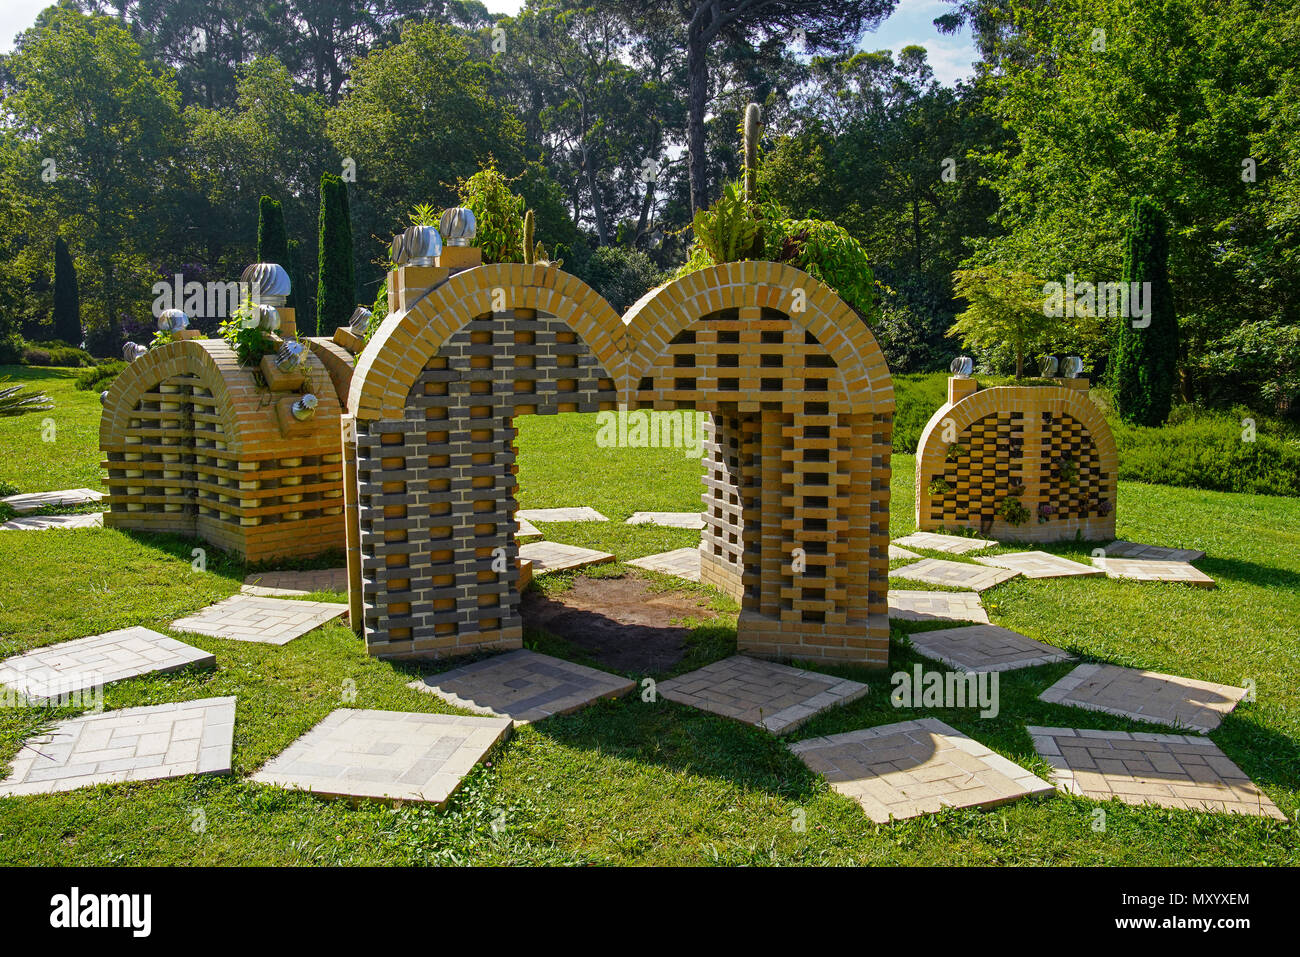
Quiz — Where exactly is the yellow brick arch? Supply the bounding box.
[621,261,893,415]
[349,264,629,420]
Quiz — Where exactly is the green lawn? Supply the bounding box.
[0,369,1296,865]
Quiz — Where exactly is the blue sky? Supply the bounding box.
[2,0,978,84]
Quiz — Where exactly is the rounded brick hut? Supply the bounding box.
[346,259,894,668]
[100,337,352,561]
[914,377,1117,542]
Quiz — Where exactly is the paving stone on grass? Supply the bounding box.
[1091,556,1216,588]
[517,541,615,575]
[659,655,869,734]
[1028,726,1285,820]
[892,531,998,554]
[250,709,512,805]
[515,507,608,523]
[0,627,214,703]
[1,512,103,531]
[171,594,345,645]
[627,547,701,582]
[888,590,990,624]
[625,511,705,530]
[515,516,543,541]
[241,568,348,597]
[1103,540,1205,563]
[790,718,1053,824]
[907,624,1074,673]
[0,488,103,514]
[408,649,635,724]
[974,551,1105,579]
[889,544,921,561]
[0,697,235,797]
[892,558,1020,592]
[1039,663,1247,732]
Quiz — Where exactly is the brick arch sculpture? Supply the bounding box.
[346,259,894,668]
[100,338,349,561]
[914,379,1117,542]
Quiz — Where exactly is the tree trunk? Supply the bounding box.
[581,142,610,246]
[686,32,709,213]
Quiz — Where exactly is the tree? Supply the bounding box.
[948,266,1052,379]
[316,173,355,337]
[52,236,81,345]
[1112,198,1177,426]
[615,0,897,212]
[256,196,295,307]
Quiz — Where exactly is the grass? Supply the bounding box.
[0,369,1296,865]
[0,365,105,494]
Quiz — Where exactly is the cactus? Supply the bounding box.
[523,209,536,265]
[743,103,761,203]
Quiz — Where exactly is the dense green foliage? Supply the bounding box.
[456,164,526,264]
[1112,198,1178,426]
[51,237,80,346]
[315,173,355,337]
[255,196,295,309]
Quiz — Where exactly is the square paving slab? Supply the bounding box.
[515,506,609,523]
[659,655,869,734]
[0,697,235,797]
[974,551,1105,579]
[241,568,348,597]
[517,541,615,575]
[1091,556,1215,588]
[515,515,543,541]
[1039,663,1247,732]
[408,649,635,724]
[0,488,103,513]
[0,627,214,703]
[888,590,990,624]
[1,511,103,531]
[171,595,345,645]
[1028,726,1285,819]
[892,532,998,554]
[889,544,921,561]
[892,558,1020,591]
[790,718,1053,823]
[627,547,701,581]
[251,709,512,805]
[1104,540,1205,562]
[907,624,1073,673]
[625,511,705,529]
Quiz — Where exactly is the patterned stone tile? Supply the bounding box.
[517,541,615,575]
[0,697,235,796]
[892,531,998,554]
[515,507,609,523]
[892,558,1020,592]
[625,511,705,530]
[888,590,990,624]
[0,488,103,514]
[659,655,869,734]
[241,568,348,597]
[172,595,345,645]
[889,544,921,561]
[515,515,543,541]
[1091,557,1215,588]
[251,709,512,805]
[908,624,1073,673]
[408,649,635,724]
[1039,663,1247,732]
[1028,726,1286,819]
[974,551,1105,579]
[627,547,701,582]
[790,718,1053,823]
[0,627,214,703]
[1,512,103,531]
[1104,540,1205,563]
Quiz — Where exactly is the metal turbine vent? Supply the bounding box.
[950,356,974,377]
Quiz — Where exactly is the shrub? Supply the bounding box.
[316,172,355,336]
[76,361,125,392]
[0,334,23,365]
[998,495,1029,525]
[456,162,526,264]
[22,340,95,367]
[572,246,666,314]
[1112,197,1177,426]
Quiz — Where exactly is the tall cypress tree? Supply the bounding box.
[256,196,294,308]
[1112,197,1178,426]
[316,173,355,337]
[52,236,81,346]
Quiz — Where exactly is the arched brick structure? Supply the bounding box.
[915,379,1117,542]
[100,338,350,561]
[348,260,894,667]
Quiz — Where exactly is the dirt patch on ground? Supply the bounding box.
[521,574,719,672]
